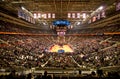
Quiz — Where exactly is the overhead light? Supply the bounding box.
[33,13,37,19]
[21,6,25,10]
[76,22,81,25]
[83,13,86,19]
[98,6,103,10]
[43,22,46,25]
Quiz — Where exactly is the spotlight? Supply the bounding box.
[98,6,103,10]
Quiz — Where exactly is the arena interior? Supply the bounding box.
[0,0,120,79]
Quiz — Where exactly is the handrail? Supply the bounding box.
[0,32,56,36]
[0,32,120,36]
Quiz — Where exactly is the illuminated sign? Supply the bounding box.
[53,20,70,26]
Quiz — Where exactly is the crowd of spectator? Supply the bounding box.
[0,18,120,78]
[0,3,120,78]
[0,34,57,70]
[71,35,120,68]
[0,34,119,70]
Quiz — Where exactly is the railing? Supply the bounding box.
[0,32,120,36]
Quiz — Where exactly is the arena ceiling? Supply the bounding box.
[0,0,116,26]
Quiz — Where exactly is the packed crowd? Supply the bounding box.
[0,33,120,70]
[71,35,120,68]
[45,53,78,67]
[0,19,120,71]
[0,34,57,70]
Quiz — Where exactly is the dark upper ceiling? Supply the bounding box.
[0,0,116,25]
